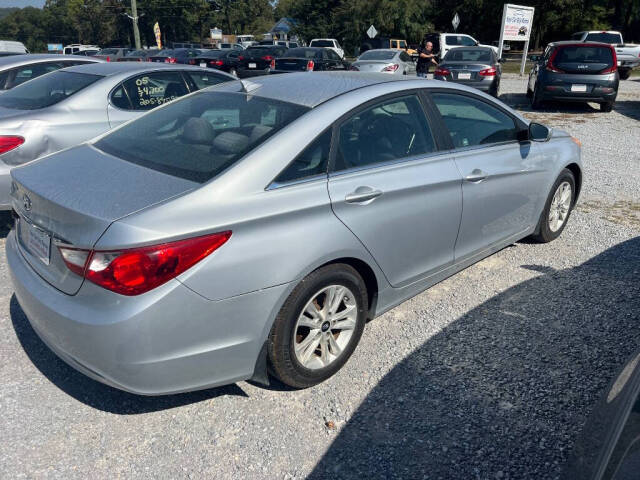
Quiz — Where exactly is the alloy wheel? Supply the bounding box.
[548,181,572,232]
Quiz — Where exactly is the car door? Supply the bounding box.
[428,90,546,262]
[327,93,462,287]
[107,70,190,127]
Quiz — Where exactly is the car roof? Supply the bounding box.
[60,62,210,76]
[0,54,99,69]
[548,41,614,47]
[239,72,419,108]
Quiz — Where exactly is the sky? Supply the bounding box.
[0,0,45,8]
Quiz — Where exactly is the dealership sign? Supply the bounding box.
[500,4,534,41]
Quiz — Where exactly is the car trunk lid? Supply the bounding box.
[440,62,492,81]
[274,57,311,71]
[354,60,396,72]
[10,143,198,294]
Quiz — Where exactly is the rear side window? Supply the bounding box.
[431,93,518,148]
[186,71,228,90]
[555,46,614,66]
[275,129,332,184]
[95,91,310,183]
[0,71,100,109]
[6,62,65,89]
[334,95,436,172]
[113,71,189,111]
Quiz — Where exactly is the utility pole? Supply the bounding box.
[125,0,142,49]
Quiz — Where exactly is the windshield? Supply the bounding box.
[556,46,614,65]
[98,48,119,55]
[94,91,310,183]
[359,50,396,60]
[310,40,334,48]
[584,32,623,44]
[0,71,101,110]
[156,49,175,56]
[286,48,318,59]
[444,49,492,62]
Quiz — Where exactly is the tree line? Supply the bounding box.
[0,0,638,54]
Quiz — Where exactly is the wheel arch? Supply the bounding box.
[565,162,582,202]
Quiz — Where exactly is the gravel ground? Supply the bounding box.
[0,74,639,479]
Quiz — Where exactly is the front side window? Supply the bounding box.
[275,129,331,184]
[0,71,101,109]
[334,95,436,172]
[186,71,227,90]
[114,71,189,111]
[431,93,518,148]
[95,91,309,183]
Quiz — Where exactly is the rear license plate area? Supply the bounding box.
[457,72,471,80]
[19,219,51,265]
[249,63,257,68]
[570,84,587,92]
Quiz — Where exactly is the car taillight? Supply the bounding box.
[188,59,196,65]
[434,67,450,76]
[0,136,25,154]
[58,231,232,296]
[262,55,274,61]
[106,56,110,62]
[210,59,223,66]
[165,57,177,64]
[382,64,399,72]
[306,60,315,71]
[349,65,359,71]
[478,67,497,76]
[270,59,275,69]
[545,48,564,73]
[601,47,618,74]
[238,55,244,61]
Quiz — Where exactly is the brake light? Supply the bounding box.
[165,57,177,64]
[478,67,497,76]
[106,56,110,62]
[434,67,450,76]
[306,60,315,71]
[270,59,275,69]
[600,47,618,73]
[382,64,399,72]
[58,232,232,296]
[238,55,244,61]
[546,48,564,73]
[0,136,25,154]
[262,55,274,61]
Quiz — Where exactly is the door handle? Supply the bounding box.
[464,169,489,183]
[345,186,383,204]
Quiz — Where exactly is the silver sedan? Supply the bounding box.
[7,72,582,394]
[351,49,416,75]
[0,53,102,91]
[0,62,235,209]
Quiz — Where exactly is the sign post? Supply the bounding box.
[498,4,535,76]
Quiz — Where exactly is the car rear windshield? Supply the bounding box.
[99,48,120,55]
[555,46,614,65]
[286,48,318,59]
[584,32,622,44]
[200,50,225,58]
[0,71,101,110]
[310,40,334,48]
[155,49,175,56]
[444,49,492,62]
[94,91,310,183]
[359,50,396,60]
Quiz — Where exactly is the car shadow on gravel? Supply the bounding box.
[9,296,247,414]
[499,92,601,114]
[0,211,11,239]
[613,100,640,121]
[309,237,640,480]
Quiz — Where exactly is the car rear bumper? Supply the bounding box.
[539,87,617,103]
[237,67,270,78]
[7,230,290,395]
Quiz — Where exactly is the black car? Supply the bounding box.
[271,47,350,74]
[434,46,502,97]
[527,41,619,112]
[237,45,288,77]
[148,48,202,65]
[191,49,242,76]
[118,49,160,62]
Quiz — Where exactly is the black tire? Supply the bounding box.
[530,169,576,243]
[268,264,368,389]
[619,69,631,80]
[600,101,614,112]
[526,85,533,99]
[490,83,499,97]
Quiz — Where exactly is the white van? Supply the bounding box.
[63,44,100,55]
[0,40,29,55]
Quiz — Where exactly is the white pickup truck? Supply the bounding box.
[424,33,499,60]
[571,31,640,80]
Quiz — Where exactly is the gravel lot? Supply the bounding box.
[1,75,639,479]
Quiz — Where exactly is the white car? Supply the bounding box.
[425,33,499,60]
[309,38,344,59]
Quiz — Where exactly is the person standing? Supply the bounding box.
[416,39,438,78]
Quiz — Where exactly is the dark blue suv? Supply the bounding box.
[527,41,619,112]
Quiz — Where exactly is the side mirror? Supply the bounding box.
[529,54,541,62]
[529,122,551,142]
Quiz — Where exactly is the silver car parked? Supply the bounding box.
[7,72,582,395]
[0,53,102,91]
[350,49,416,75]
[0,62,235,210]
